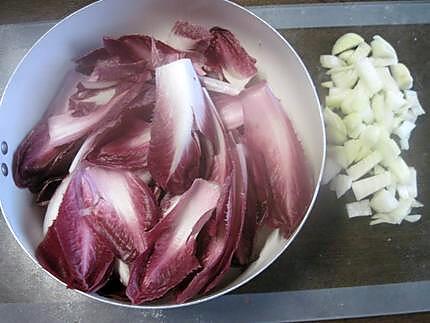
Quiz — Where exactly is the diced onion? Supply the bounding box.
[329,174,352,198]
[332,33,365,55]
[370,189,399,213]
[404,214,422,223]
[320,55,346,69]
[322,157,342,185]
[355,57,383,96]
[390,63,413,90]
[370,35,398,60]
[346,199,372,218]
[351,172,392,200]
[347,151,382,181]
[321,32,423,225]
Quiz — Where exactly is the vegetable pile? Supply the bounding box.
[321,33,425,225]
[13,21,313,304]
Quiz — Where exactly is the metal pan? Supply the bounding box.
[0,0,325,309]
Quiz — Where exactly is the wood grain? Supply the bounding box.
[0,0,391,24]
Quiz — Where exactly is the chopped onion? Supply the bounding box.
[404,90,425,116]
[321,81,334,88]
[370,35,398,60]
[343,113,363,138]
[355,57,382,96]
[346,199,372,218]
[370,189,398,213]
[359,125,381,148]
[347,151,382,181]
[320,55,346,69]
[393,120,415,140]
[411,199,424,208]
[324,108,347,144]
[382,157,410,184]
[329,174,352,198]
[384,89,407,113]
[322,157,342,185]
[351,172,391,201]
[346,42,371,64]
[404,214,422,223]
[376,67,399,92]
[327,145,353,169]
[338,49,354,61]
[332,33,365,55]
[390,63,413,90]
[321,32,423,225]
[331,69,358,89]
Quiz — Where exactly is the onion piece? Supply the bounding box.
[404,214,422,223]
[390,63,413,90]
[355,57,383,96]
[331,69,358,89]
[324,108,347,145]
[338,49,354,60]
[393,120,416,140]
[347,151,382,181]
[412,199,424,208]
[346,199,372,218]
[320,55,346,69]
[376,67,399,92]
[370,189,399,213]
[321,81,334,88]
[382,157,410,184]
[346,42,371,64]
[404,90,425,116]
[326,88,352,108]
[332,33,364,55]
[322,157,342,185]
[329,174,352,198]
[352,172,392,200]
[370,35,398,60]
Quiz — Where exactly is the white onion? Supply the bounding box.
[352,172,392,201]
[332,33,365,55]
[346,199,372,218]
[322,157,342,185]
[320,33,423,225]
[390,63,413,90]
[330,174,352,198]
[370,189,399,213]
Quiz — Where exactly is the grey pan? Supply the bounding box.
[0,0,325,309]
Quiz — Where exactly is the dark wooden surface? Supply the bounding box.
[0,1,428,322]
[0,0,391,24]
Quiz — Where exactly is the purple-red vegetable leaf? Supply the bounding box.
[126,179,221,304]
[242,81,312,237]
[86,114,151,170]
[148,59,202,194]
[206,27,257,88]
[36,168,116,292]
[81,165,160,262]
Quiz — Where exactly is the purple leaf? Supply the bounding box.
[241,81,313,237]
[86,114,151,170]
[169,21,212,52]
[36,168,116,292]
[148,59,203,194]
[210,92,244,130]
[176,141,247,302]
[13,72,86,191]
[103,35,183,69]
[81,165,160,262]
[206,27,257,86]
[126,179,221,304]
